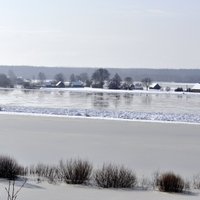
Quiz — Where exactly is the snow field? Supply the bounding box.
[0,114,200,199]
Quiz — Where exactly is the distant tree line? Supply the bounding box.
[1,68,198,92]
[0,66,199,83]
[0,68,152,90]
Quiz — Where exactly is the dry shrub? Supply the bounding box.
[59,159,93,184]
[0,155,24,180]
[139,176,152,190]
[29,163,59,183]
[94,164,137,188]
[157,172,184,193]
[193,174,200,189]
[152,170,160,189]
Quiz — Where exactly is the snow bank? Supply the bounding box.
[1,106,200,124]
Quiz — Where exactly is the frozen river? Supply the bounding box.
[0,88,199,114]
[0,88,200,123]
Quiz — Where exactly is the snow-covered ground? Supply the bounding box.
[0,114,200,199]
[0,86,199,199]
[2,114,199,177]
[1,105,200,124]
[0,180,199,200]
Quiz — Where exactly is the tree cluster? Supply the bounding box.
[0,73,13,88]
[0,68,153,91]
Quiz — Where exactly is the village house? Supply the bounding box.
[56,81,65,88]
[191,83,200,93]
[149,83,161,90]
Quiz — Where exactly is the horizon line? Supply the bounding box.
[0,64,199,70]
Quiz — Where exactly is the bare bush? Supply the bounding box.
[151,170,160,189]
[29,163,59,183]
[94,164,137,188]
[193,174,200,189]
[0,155,24,180]
[59,159,93,184]
[184,179,191,191]
[157,172,184,193]
[139,176,152,190]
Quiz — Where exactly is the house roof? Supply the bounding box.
[150,83,160,88]
[56,81,64,86]
[192,83,200,90]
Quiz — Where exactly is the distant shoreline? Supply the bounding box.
[39,86,200,95]
[1,86,200,96]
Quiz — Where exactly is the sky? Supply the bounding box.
[0,0,200,68]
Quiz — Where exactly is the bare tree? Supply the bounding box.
[91,68,110,88]
[142,77,152,90]
[38,72,46,83]
[70,74,76,82]
[54,73,65,82]
[8,70,17,86]
[124,77,133,85]
[0,74,12,88]
[79,73,89,83]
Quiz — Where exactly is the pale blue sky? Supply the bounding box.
[0,0,199,68]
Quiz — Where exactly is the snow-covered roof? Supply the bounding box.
[150,83,159,88]
[56,81,64,86]
[192,83,200,90]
